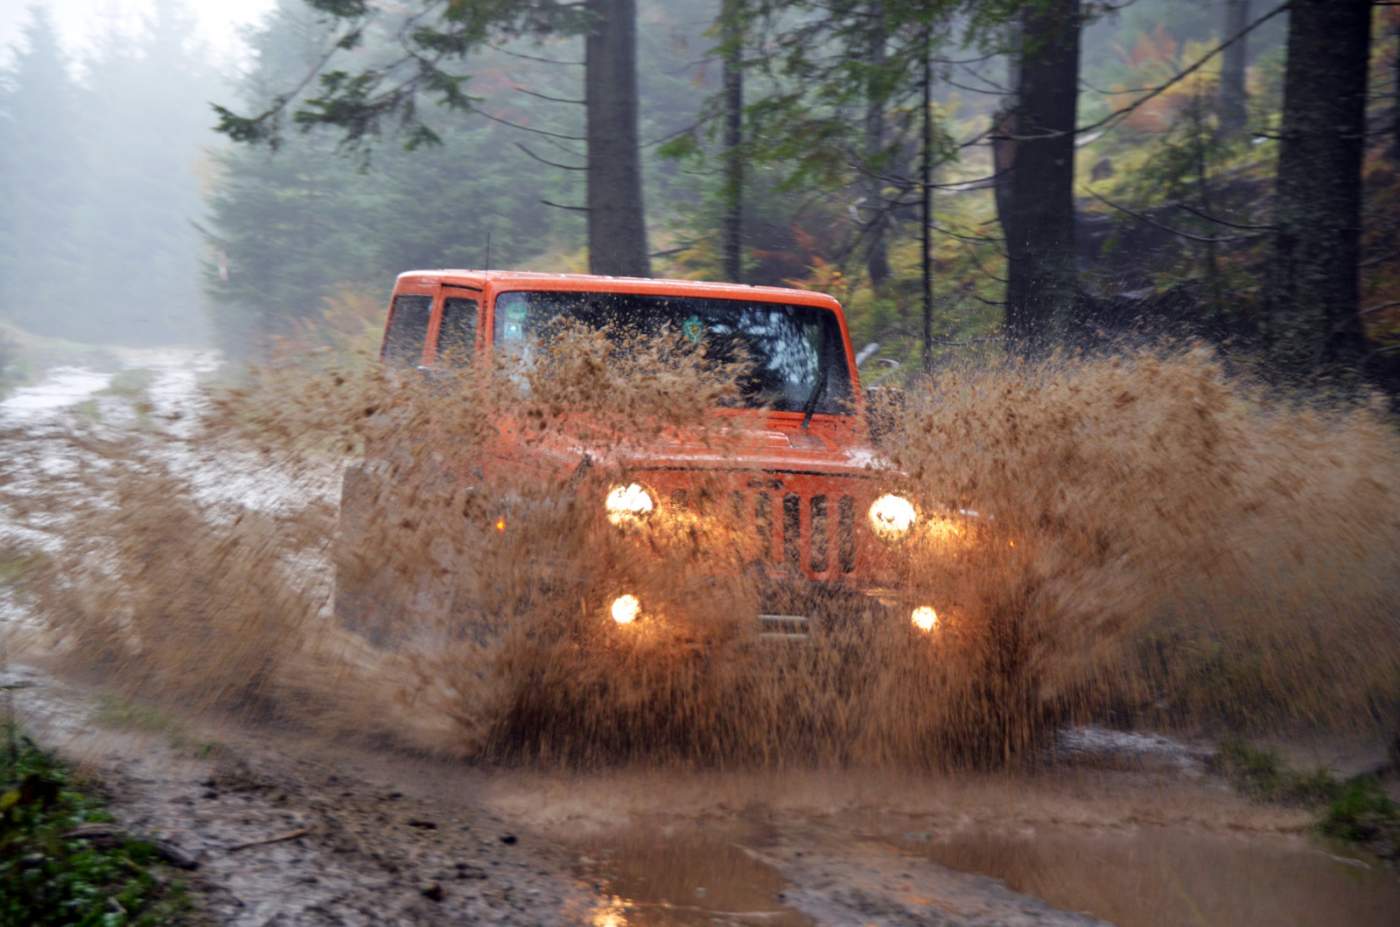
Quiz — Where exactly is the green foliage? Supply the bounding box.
[216,0,583,152]
[0,731,192,926]
[205,0,718,355]
[1214,738,1400,860]
[1213,739,1342,805]
[1319,778,1400,857]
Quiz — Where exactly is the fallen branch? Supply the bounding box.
[227,827,311,853]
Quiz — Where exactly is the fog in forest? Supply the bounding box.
[6,0,1359,376]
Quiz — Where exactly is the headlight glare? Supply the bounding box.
[868,493,917,539]
[610,594,641,625]
[605,482,655,525]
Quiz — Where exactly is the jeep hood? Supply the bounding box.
[509,412,887,479]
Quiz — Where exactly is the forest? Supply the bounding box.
[1,0,1398,391]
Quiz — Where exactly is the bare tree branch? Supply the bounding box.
[513,86,586,105]
[1361,299,1400,317]
[471,107,586,140]
[515,142,587,171]
[540,198,590,212]
[1085,187,1266,244]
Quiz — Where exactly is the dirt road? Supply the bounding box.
[9,660,1398,927]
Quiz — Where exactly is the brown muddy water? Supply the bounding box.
[581,830,809,926]
[912,828,1399,927]
[576,818,1400,927]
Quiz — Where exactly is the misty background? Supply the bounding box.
[0,0,1393,384]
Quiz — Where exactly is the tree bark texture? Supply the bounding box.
[1217,0,1250,137]
[863,2,891,290]
[1266,0,1372,376]
[920,24,934,373]
[1002,0,1081,355]
[721,0,744,282]
[1392,14,1399,163]
[585,0,650,277]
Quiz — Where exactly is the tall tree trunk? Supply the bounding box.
[721,0,744,282]
[920,24,934,373]
[863,2,891,290]
[585,0,650,277]
[1002,0,1081,356]
[1393,14,1400,163]
[1217,0,1250,138]
[1265,0,1372,377]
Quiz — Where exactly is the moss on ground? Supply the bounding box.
[1215,738,1399,862]
[0,727,197,926]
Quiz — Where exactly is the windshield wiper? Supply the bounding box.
[800,335,832,429]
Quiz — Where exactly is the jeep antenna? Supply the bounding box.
[483,230,492,272]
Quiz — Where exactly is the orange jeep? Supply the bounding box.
[337,270,941,640]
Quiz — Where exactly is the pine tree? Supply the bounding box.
[0,6,85,336]
[78,0,220,343]
[1265,0,1373,378]
[1001,0,1082,356]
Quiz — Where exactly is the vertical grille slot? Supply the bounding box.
[754,491,772,557]
[670,488,689,509]
[838,495,856,573]
[782,493,802,568]
[809,495,829,573]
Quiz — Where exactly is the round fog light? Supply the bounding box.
[610,594,641,625]
[911,606,938,632]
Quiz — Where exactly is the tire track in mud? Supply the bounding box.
[12,661,1400,926]
[7,663,592,925]
[5,661,1140,926]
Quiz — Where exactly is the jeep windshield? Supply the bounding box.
[492,290,854,415]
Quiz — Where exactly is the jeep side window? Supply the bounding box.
[436,297,478,366]
[383,295,432,365]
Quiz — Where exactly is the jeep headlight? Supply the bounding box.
[605,482,655,526]
[868,493,917,540]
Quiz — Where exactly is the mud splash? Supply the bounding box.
[4,338,1400,767]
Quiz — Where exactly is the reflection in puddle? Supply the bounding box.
[911,827,1400,927]
[582,830,811,926]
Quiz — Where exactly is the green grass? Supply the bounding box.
[0,727,196,926]
[1215,738,1400,861]
[1213,738,1343,805]
[1319,778,1400,859]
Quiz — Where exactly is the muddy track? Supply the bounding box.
[9,663,593,925]
[10,661,1400,926]
[7,661,1122,926]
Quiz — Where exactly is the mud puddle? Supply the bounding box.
[536,762,1400,927]
[575,818,1400,927]
[580,826,811,926]
[903,826,1400,927]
